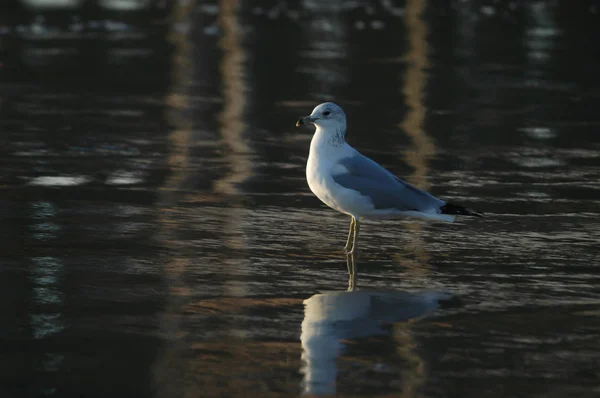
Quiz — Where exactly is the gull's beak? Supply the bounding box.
[296,115,315,127]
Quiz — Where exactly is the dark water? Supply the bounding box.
[1,1,600,397]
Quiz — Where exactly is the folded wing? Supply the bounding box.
[332,151,446,213]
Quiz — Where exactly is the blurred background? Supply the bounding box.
[1,0,600,397]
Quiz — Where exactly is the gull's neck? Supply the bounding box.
[308,123,350,171]
[311,124,347,150]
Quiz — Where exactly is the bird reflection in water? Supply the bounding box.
[300,287,454,396]
[346,252,356,290]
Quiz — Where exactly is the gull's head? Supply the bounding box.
[296,102,346,131]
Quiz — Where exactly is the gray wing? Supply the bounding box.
[332,151,445,212]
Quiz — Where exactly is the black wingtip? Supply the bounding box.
[440,203,484,218]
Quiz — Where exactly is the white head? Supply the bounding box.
[296,102,347,134]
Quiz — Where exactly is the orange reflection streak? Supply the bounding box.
[153,2,194,396]
[401,0,434,190]
[214,0,251,196]
[393,3,431,393]
[217,0,251,311]
[161,0,193,296]
[395,0,433,270]
[393,322,426,398]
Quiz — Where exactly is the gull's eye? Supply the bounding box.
[323,111,331,116]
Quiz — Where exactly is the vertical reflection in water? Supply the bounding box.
[215,0,251,196]
[217,0,250,306]
[153,2,193,397]
[300,0,348,99]
[523,2,559,141]
[28,202,65,395]
[29,198,65,394]
[452,0,478,148]
[393,323,425,398]
[396,0,433,270]
[163,0,194,200]
[30,258,65,396]
[29,256,65,334]
[394,3,431,393]
[30,255,66,386]
[30,201,60,241]
[524,2,559,82]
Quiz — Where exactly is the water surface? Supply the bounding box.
[1,1,600,397]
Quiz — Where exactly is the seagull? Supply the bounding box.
[296,102,482,258]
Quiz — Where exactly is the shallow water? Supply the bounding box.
[1,1,600,397]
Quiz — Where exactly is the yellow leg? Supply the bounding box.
[346,252,353,277]
[345,217,359,290]
[348,219,360,255]
[343,217,355,253]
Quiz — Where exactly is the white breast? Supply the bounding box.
[306,130,369,217]
[306,150,340,211]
